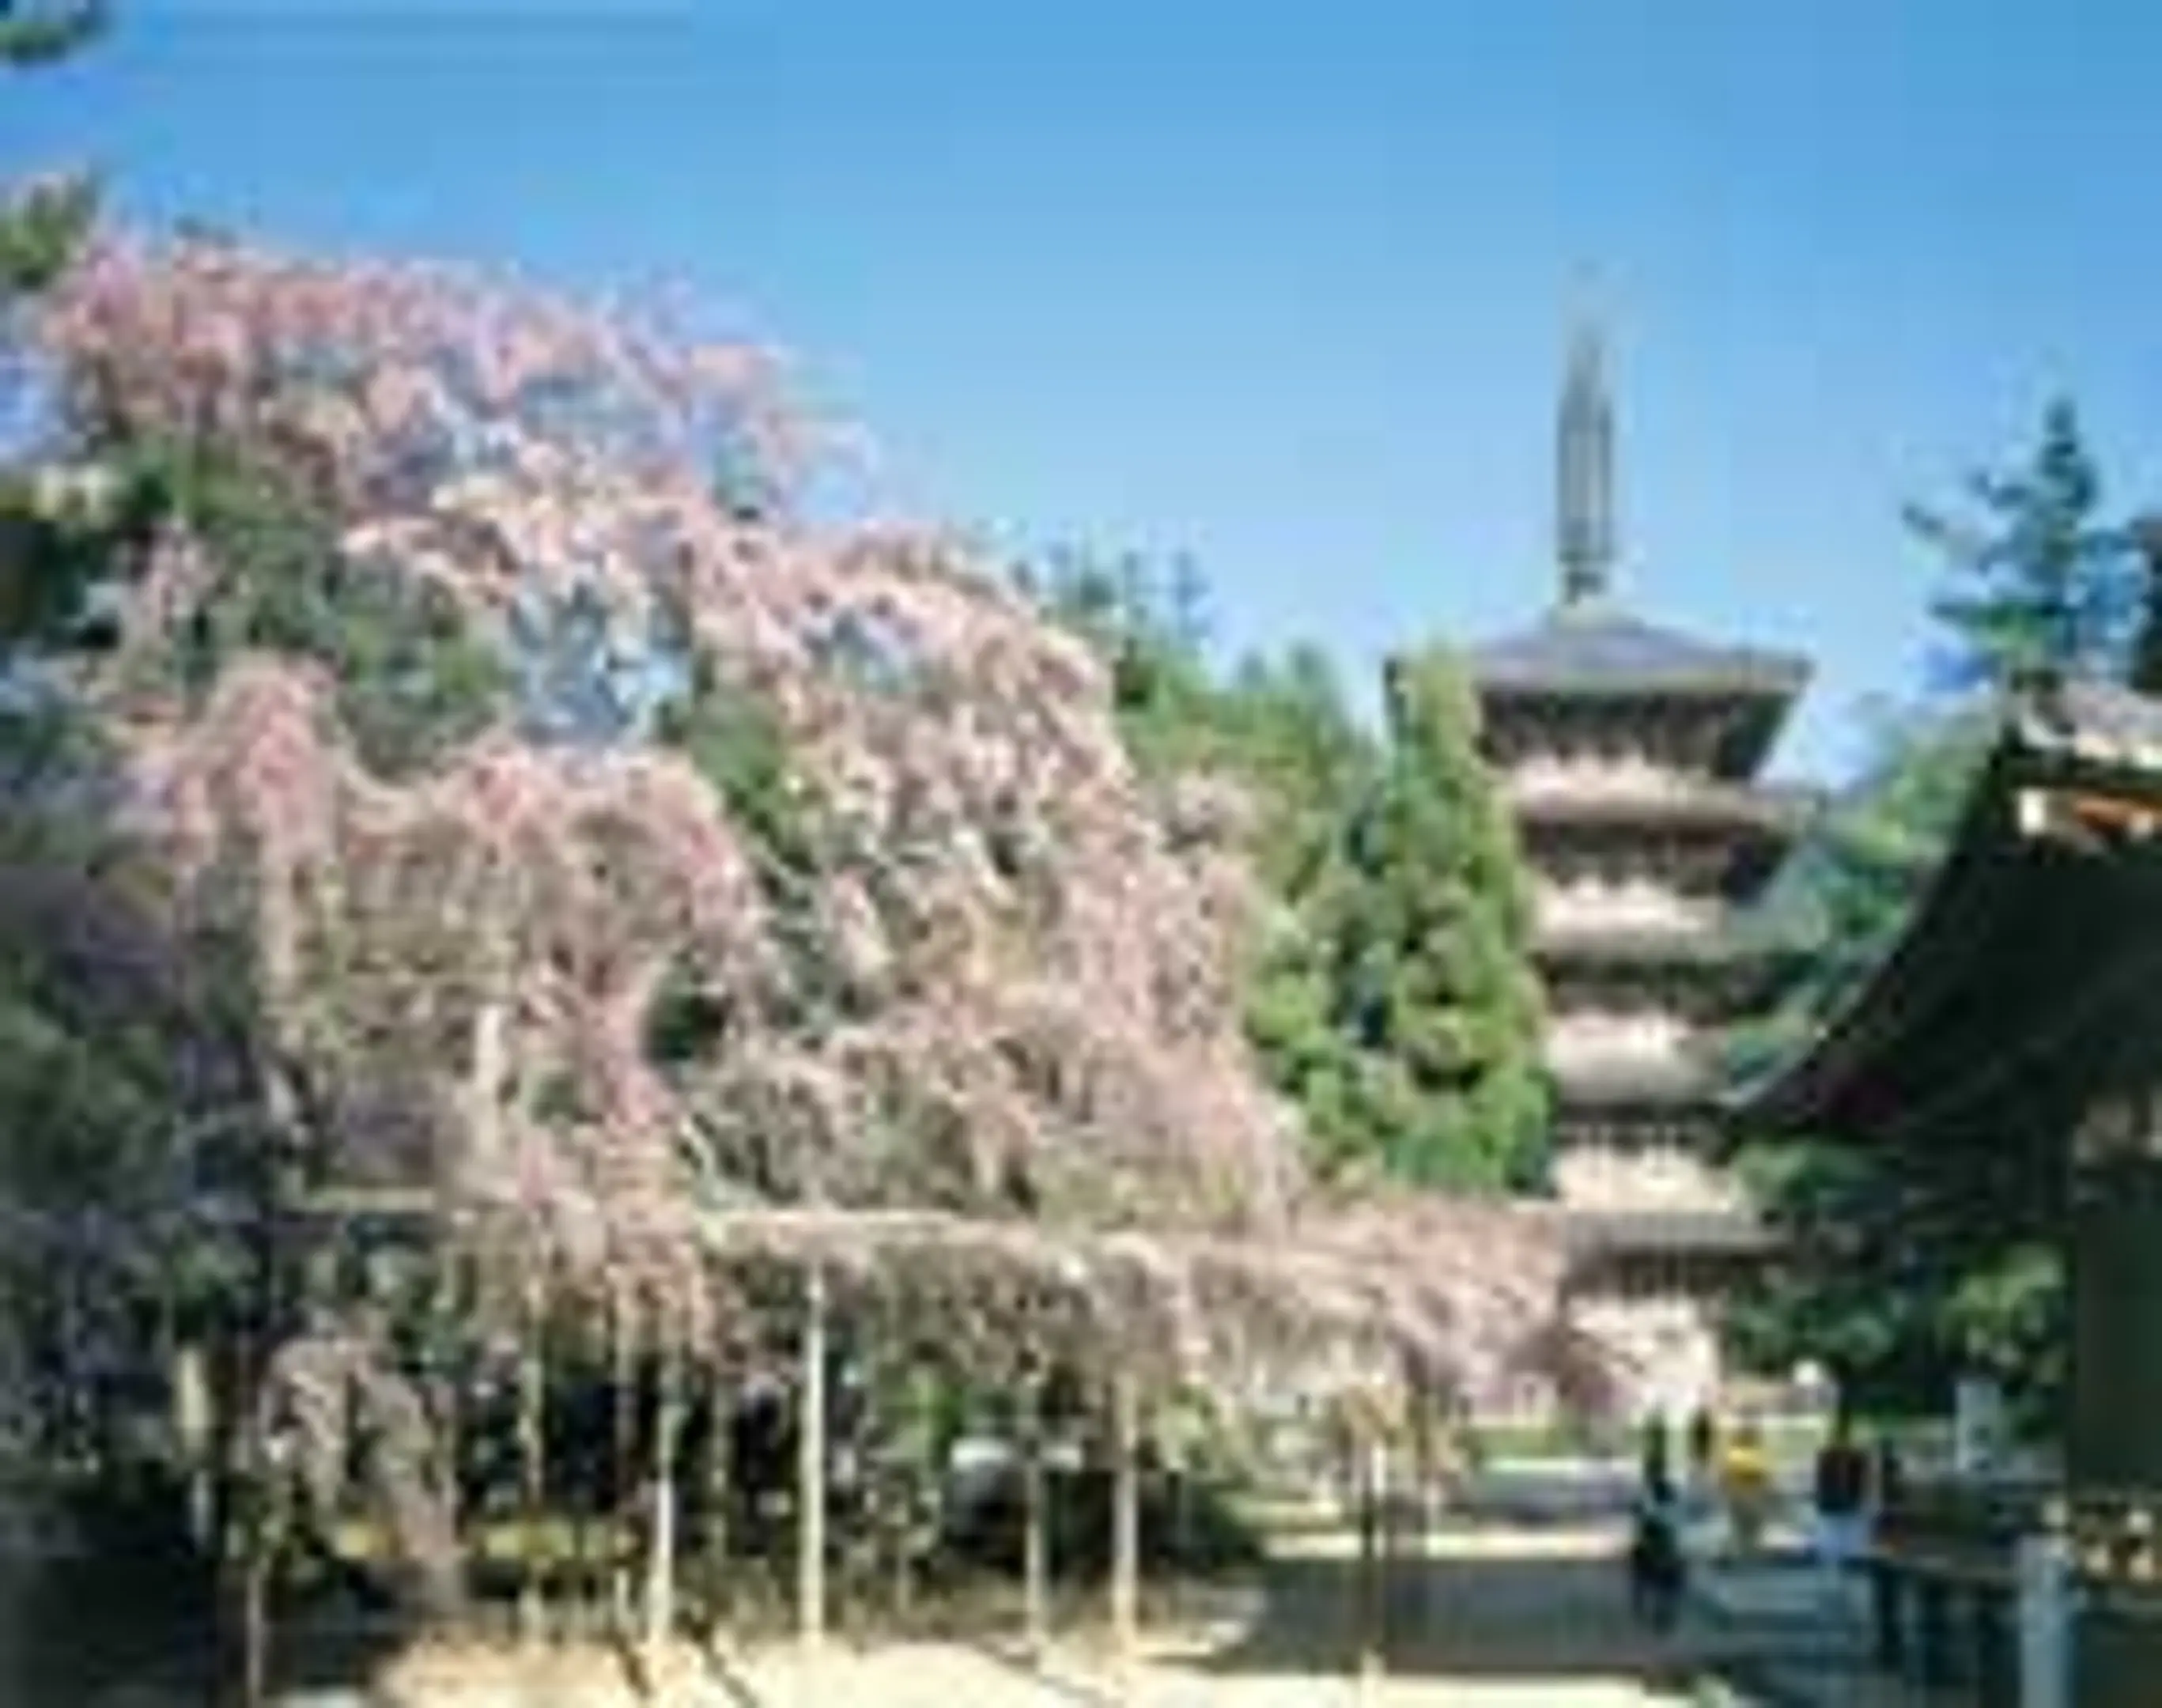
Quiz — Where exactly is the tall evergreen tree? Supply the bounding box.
[1729,402,2147,1417]
[1724,395,2155,1419]
[1906,400,2130,688]
[1299,648,1548,1191]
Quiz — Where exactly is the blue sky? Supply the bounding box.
[12,0,2162,780]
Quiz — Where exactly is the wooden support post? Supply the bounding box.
[174,1340,214,1554]
[646,1335,682,1666]
[1110,1367,1140,1704]
[705,1358,732,1644]
[2070,1147,2162,1706]
[433,1256,465,1556]
[1022,1367,1049,1665]
[237,1064,304,1708]
[610,1284,637,1634]
[799,1258,829,1667]
[1357,1430,1384,1699]
[517,1268,546,1647]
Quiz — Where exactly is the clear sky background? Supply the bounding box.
[12,0,2162,780]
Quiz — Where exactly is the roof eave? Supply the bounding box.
[1729,682,2162,1143]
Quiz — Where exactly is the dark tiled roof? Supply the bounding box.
[1533,922,1812,973]
[2012,675,2162,769]
[1563,1207,1778,1260]
[1732,677,2162,1143]
[1511,779,1820,834]
[1553,1060,1719,1108]
[1469,600,1809,698]
[1536,925,1751,962]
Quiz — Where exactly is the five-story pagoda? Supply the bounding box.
[1468,326,1812,1420]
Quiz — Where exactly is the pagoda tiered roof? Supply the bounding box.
[1510,776,1818,836]
[1561,1206,1776,1261]
[1472,603,1811,777]
[1531,915,1809,969]
[1470,601,1810,699]
[1535,953,1799,1035]
[1521,811,1809,901]
[1513,1195,1773,1274]
[1556,1053,1722,1111]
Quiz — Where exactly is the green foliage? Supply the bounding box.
[1724,709,2054,1422]
[127,440,507,775]
[0,173,97,298]
[0,1,107,69]
[1907,400,2132,689]
[1021,546,1220,780]
[1022,549,1546,1192]
[1725,403,2153,1424]
[0,3,106,300]
[656,653,823,882]
[1721,703,1992,1087]
[653,650,852,1049]
[1290,648,1546,1190]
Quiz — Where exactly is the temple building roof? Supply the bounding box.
[1470,602,1811,703]
[1508,1200,1772,1269]
[1555,1055,1722,1109]
[1533,916,1809,968]
[1561,1206,1777,1262]
[1510,775,1817,835]
[1732,678,2162,1150]
[1468,319,1809,780]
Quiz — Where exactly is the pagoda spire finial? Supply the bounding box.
[1556,304,1616,609]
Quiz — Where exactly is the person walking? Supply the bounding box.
[1627,1453,1688,1634]
[1686,1406,1718,1489]
[1812,1414,1873,1618]
[1719,1416,1773,1558]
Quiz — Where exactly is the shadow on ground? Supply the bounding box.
[1197,1530,1725,1695]
[0,1551,425,1706]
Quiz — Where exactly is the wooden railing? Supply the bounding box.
[1868,1476,2050,1706]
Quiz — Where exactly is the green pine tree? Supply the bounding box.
[1906,400,2130,689]
[1302,648,1548,1190]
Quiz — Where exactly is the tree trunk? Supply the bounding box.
[798,1260,829,1665]
[1110,1368,1140,1704]
[646,1337,682,1665]
[517,1270,547,1647]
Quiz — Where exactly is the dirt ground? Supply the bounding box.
[371,1521,1729,1707]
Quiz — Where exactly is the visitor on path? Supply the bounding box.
[1627,1454,1688,1633]
[1811,1415,1873,1608]
[1686,1406,1717,1488]
[1718,1416,1773,1556]
[1684,1404,1719,1525]
[1639,1411,1672,1485]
